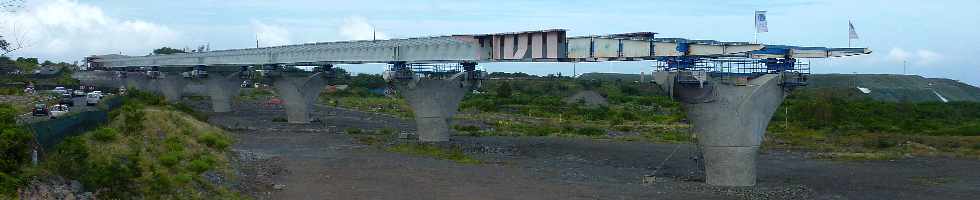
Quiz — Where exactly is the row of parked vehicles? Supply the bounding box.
[31,86,109,119]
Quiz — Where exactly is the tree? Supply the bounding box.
[13,57,36,73]
[496,81,512,98]
[152,47,186,55]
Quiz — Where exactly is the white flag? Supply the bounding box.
[848,21,859,39]
[755,11,768,33]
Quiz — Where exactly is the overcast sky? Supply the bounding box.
[2,0,977,85]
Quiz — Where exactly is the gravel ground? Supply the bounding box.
[192,99,980,200]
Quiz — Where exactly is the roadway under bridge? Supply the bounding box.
[82,29,871,187]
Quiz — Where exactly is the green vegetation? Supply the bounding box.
[767,88,980,159]
[0,103,33,197]
[152,47,187,55]
[32,91,242,199]
[386,143,481,164]
[238,87,275,101]
[320,73,413,118]
[0,56,80,87]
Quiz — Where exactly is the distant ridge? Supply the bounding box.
[576,72,980,102]
[807,74,980,102]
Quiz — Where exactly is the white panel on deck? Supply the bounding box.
[592,38,619,58]
[546,32,559,58]
[531,33,543,58]
[791,49,831,58]
[567,37,592,58]
[492,36,502,59]
[654,42,682,56]
[621,40,651,57]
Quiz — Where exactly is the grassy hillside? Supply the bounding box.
[28,91,241,199]
[804,74,980,102]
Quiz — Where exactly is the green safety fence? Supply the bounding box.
[29,96,124,150]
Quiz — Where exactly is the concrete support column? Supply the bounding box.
[272,73,326,124]
[397,77,469,142]
[124,72,152,91]
[205,72,242,113]
[657,71,788,186]
[157,72,188,102]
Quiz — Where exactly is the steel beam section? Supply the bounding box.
[751,45,872,59]
[90,29,869,68]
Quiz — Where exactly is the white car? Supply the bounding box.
[74,89,86,97]
[86,93,102,106]
[49,104,70,119]
[52,87,67,94]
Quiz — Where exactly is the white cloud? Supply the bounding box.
[339,16,386,40]
[885,48,943,66]
[885,48,910,62]
[915,49,942,65]
[252,20,290,47]
[0,0,178,60]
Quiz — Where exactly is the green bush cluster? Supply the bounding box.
[38,96,242,199]
[0,104,34,196]
[778,89,980,136]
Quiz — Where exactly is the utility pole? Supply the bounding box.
[903,60,908,75]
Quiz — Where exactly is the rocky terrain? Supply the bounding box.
[190,99,980,199]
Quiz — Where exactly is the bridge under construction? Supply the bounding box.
[81,29,871,187]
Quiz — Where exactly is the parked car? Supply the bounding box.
[59,97,75,107]
[86,93,101,106]
[74,89,87,97]
[52,86,67,94]
[49,105,70,119]
[31,104,48,116]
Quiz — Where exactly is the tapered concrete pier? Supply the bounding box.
[157,72,188,102]
[205,72,242,113]
[397,77,470,142]
[272,72,327,124]
[657,71,789,186]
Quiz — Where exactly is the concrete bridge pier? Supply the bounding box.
[157,72,189,102]
[398,78,469,142]
[656,71,790,186]
[123,72,153,92]
[390,63,483,142]
[204,71,243,113]
[272,72,327,124]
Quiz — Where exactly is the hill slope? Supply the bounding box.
[807,74,980,102]
[577,72,980,102]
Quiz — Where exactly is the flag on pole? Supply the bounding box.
[848,21,860,39]
[755,11,768,33]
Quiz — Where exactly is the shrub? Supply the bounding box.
[91,127,119,142]
[198,132,230,150]
[159,152,181,167]
[171,103,208,121]
[345,127,363,134]
[453,125,480,133]
[271,117,287,122]
[188,157,215,174]
[574,127,606,136]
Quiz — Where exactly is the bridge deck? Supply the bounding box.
[90,29,870,68]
